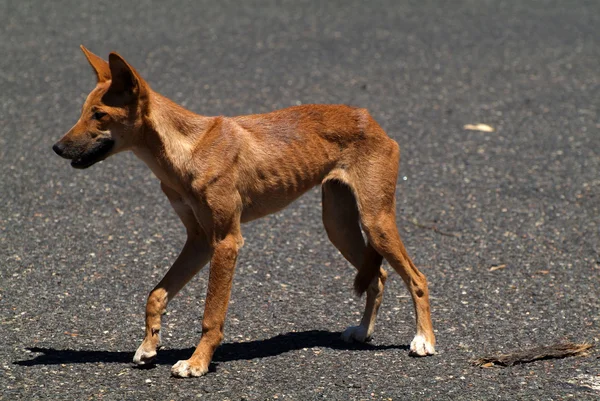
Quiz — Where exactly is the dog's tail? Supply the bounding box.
[353,249,384,296]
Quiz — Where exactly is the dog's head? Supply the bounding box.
[53,46,149,169]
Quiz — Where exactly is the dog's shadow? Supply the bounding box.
[14,330,408,368]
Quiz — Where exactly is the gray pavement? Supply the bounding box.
[1,1,599,399]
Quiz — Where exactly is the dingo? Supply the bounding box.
[53,46,435,378]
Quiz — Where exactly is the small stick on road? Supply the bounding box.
[473,342,593,367]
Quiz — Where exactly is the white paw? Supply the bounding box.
[409,334,435,356]
[133,331,161,365]
[133,345,157,365]
[341,325,371,343]
[171,359,208,378]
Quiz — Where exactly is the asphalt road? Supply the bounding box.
[1,1,599,399]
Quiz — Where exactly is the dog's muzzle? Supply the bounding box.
[53,137,115,169]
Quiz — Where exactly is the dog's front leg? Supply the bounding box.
[171,229,242,378]
[134,183,212,366]
[133,231,211,365]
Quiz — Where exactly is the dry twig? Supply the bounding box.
[473,342,593,367]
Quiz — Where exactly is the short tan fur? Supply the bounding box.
[53,46,435,378]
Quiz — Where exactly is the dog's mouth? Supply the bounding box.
[70,138,115,169]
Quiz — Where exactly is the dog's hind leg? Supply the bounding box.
[133,184,212,365]
[322,179,387,343]
[349,140,435,356]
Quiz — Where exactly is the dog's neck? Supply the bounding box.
[133,91,213,191]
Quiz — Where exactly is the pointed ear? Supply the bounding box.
[80,45,111,83]
[108,52,146,97]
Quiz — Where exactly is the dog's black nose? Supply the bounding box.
[52,142,64,156]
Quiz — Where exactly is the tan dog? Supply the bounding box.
[53,46,435,378]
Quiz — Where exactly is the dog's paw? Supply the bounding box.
[133,345,157,365]
[409,334,435,356]
[341,325,371,343]
[171,359,208,378]
[133,331,162,365]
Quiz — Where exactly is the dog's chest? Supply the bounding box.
[134,148,187,192]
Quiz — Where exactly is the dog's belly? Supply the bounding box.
[239,176,322,223]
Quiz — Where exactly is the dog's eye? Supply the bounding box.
[92,111,107,120]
